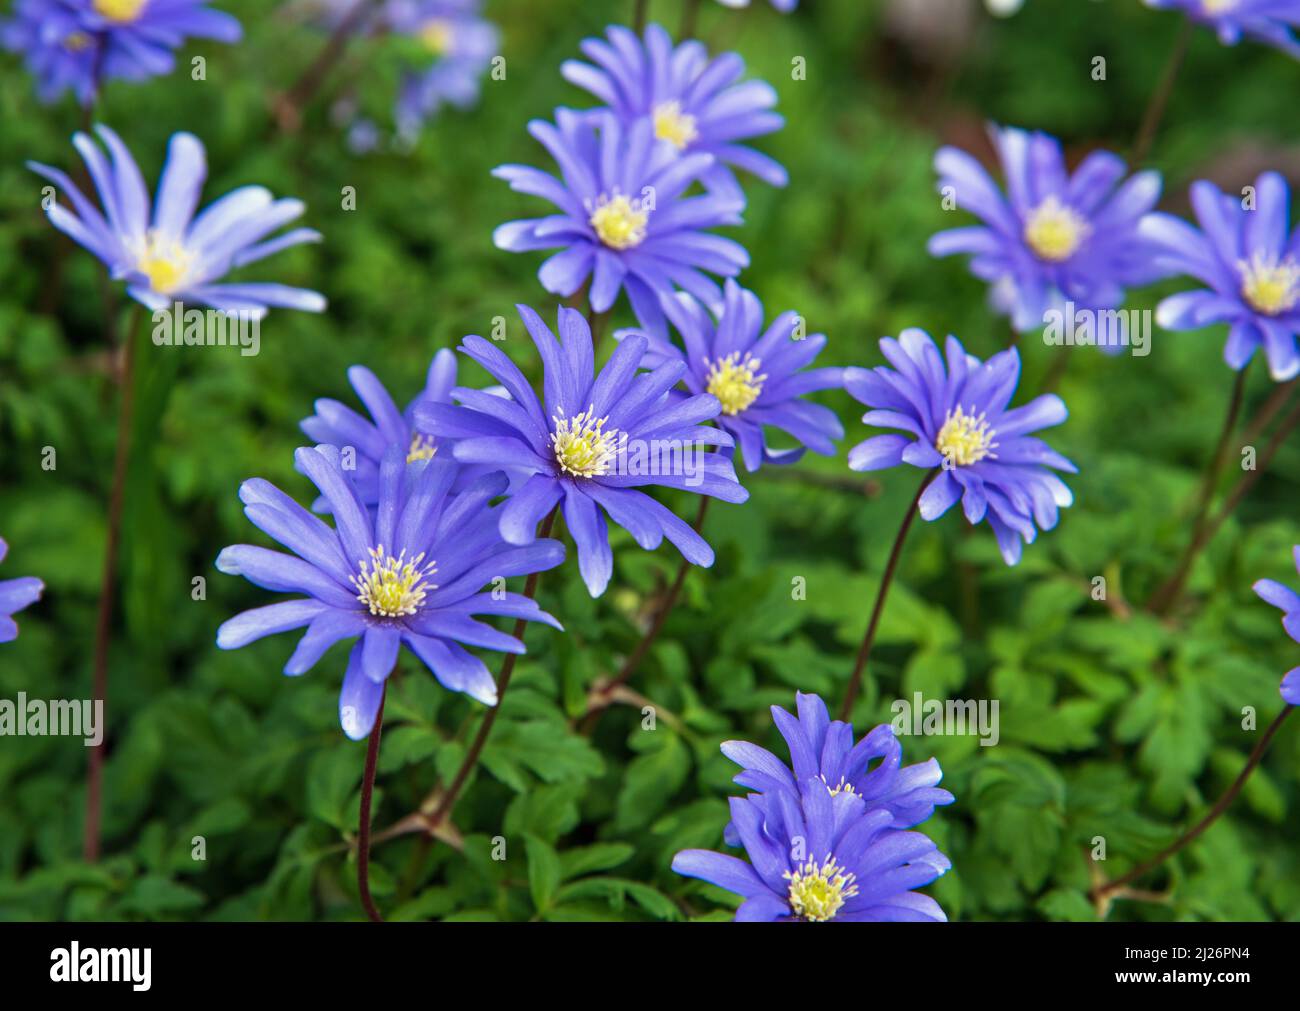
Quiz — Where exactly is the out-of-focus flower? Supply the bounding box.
[1144,0,1300,59]
[493,108,748,331]
[621,280,842,472]
[415,304,748,597]
[1142,171,1300,380]
[216,450,565,739]
[387,0,499,137]
[844,329,1076,566]
[561,23,785,201]
[1252,546,1300,704]
[714,0,799,12]
[0,538,43,644]
[929,125,1163,336]
[29,126,325,318]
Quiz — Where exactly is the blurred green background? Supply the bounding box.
[2,0,1300,921]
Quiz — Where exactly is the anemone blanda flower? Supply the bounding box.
[414,304,747,597]
[29,126,325,319]
[620,281,842,471]
[1252,546,1300,704]
[388,0,499,138]
[844,329,1076,566]
[216,449,564,739]
[561,23,786,202]
[1,0,242,105]
[0,538,43,644]
[493,108,748,333]
[1144,0,1300,58]
[929,125,1163,337]
[1141,171,1300,380]
[720,692,954,846]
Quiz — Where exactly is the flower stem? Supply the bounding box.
[587,306,612,351]
[84,302,141,864]
[681,0,702,40]
[424,508,559,830]
[1093,705,1294,903]
[633,0,649,33]
[838,471,935,722]
[1147,366,1251,616]
[584,496,711,728]
[358,682,388,923]
[1130,18,1193,166]
[274,0,378,132]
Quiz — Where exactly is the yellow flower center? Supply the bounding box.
[784,857,859,922]
[588,192,649,250]
[1240,253,1300,316]
[552,407,619,478]
[94,0,147,23]
[406,433,438,463]
[135,232,194,294]
[653,100,699,151]
[1023,196,1090,263]
[418,18,454,54]
[64,31,92,52]
[351,546,437,618]
[821,775,857,798]
[936,404,997,467]
[705,352,766,415]
[1202,0,1239,13]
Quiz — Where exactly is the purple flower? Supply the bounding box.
[387,0,499,138]
[414,304,748,597]
[29,126,325,319]
[1141,172,1300,380]
[672,693,951,922]
[720,692,955,841]
[216,450,565,739]
[715,0,799,12]
[561,23,786,202]
[1252,546,1300,705]
[0,538,43,644]
[1144,0,1300,58]
[844,329,1077,566]
[1,0,242,104]
[929,125,1163,336]
[493,108,748,332]
[621,280,842,472]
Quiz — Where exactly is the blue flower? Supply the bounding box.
[929,125,1163,336]
[388,0,499,138]
[493,108,748,331]
[715,0,799,12]
[620,280,842,472]
[1,0,242,104]
[720,692,955,839]
[561,23,786,201]
[1252,546,1300,705]
[29,126,325,319]
[216,449,565,739]
[1144,0,1300,58]
[414,304,748,597]
[844,329,1077,566]
[672,693,951,922]
[0,537,43,644]
[1141,171,1300,380]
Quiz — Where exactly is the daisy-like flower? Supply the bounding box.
[1144,0,1300,58]
[672,739,951,922]
[29,126,325,319]
[216,450,565,739]
[561,23,786,202]
[1141,172,1300,380]
[844,329,1077,566]
[0,538,44,644]
[720,692,955,840]
[622,281,842,471]
[1252,546,1300,704]
[1,0,243,104]
[414,304,748,597]
[929,125,1164,336]
[493,108,748,333]
[387,0,499,138]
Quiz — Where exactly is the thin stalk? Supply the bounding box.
[83,302,141,863]
[274,0,378,132]
[633,0,649,33]
[681,0,702,40]
[587,307,612,352]
[1094,706,1294,901]
[1130,18,1193,165]
[1239,376,1298,448]
[358,683,388,922]
[839,471,935,721]
[425,508,558,830]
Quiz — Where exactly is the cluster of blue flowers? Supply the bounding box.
[8,0,1300,923]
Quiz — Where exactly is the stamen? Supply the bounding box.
[587,192,649,250]
[935,404,997,467]
[1023,196,1090,263]
[820,774,857,798]
[552,407,619,478]
[93,0,147,23]
[406,433,438,463]
[350,546,437,618]
[653,101,699,151]
[705,352,766,415]
[784,857,859,922]
[418,18,454,54]
[134,230,194,294]
[1240,252,1300,316]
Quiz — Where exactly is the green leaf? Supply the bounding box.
[525,834,561,913]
